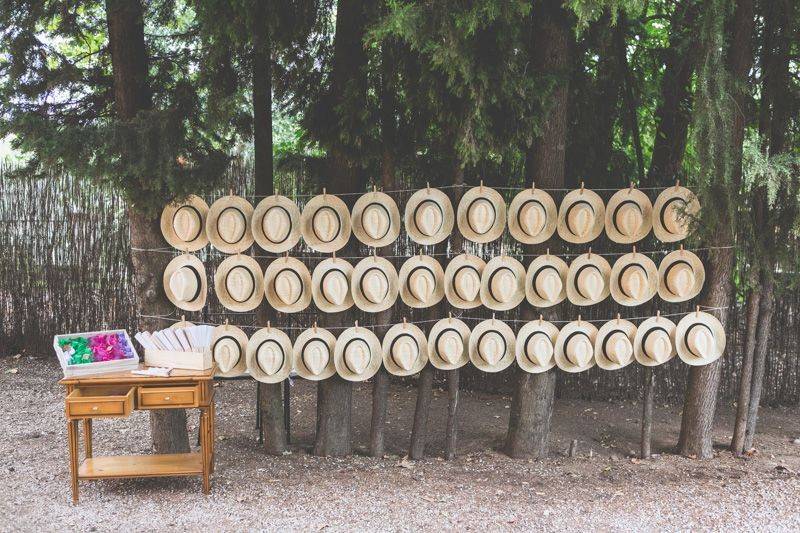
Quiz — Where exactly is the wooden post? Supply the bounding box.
[370,369,389,457]
[641,366,654,459]
[409,365,434,459]
[445,368,460,460]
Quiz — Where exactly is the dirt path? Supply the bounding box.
[1,354,799,531]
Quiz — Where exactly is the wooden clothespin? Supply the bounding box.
[181,314,186,323]
[539,314,543,326]
[580,181,585,194]
[531,181,536,193]
[313,321,318,334]
[332,250,336,262]
[373,248,377,262]
[696,305,700,317]
[480,179,484,193]
[675,179,681,190]
[229,188,234,197]
[285,251,289,262]
[577,314,582,326]
[546,247,550,259]
[632,245,637,257]
[224,318,229,329]
[426,182,431,194]
[656,310,661,321]
[402,317,407,329]
[267,320,271,332]
[680,243,684,255]
[322,187,327,199]
[587,247,592,258]
[355,320,359,332]
[629,181,634,194]
[492,313,496,325]
[616,313,620,325]
[448,311,452,324]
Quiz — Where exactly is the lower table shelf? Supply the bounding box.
[78,453,204,479]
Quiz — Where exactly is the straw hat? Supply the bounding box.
[161,195,209,251]
[311,257,354,313]
[480,255,526,311]
[566,252,611,306]
[214,254,264,312]
[399,254,445,308]
[264,256,312,313]
[300,191,352,253]
[404,186,454,245]
[633,315,677,367]
[456,183,507,243]
[609,250,658,307]
[469,318,515,373]
[293,325,336,380]
[444,253,486,309]
[594,318,637,370]
[508,187,557,244]
[334,324,383,382]
[351,190,401,247]
[525,254,568,308]
[676,310,726,366]
[554,319,598,373]
[557,187,605,244]
[658,248,705,303]
[351,255,399,313]
[382,321,428,376]
[604,187,653,243]
[252,194,301,254]
[206,195,254,254]
[211,323,249,377]
[427,317,470,370]
[515,318,559,373]
[163,253,207,312]
[246,326,293,383]
[652,184,700,242]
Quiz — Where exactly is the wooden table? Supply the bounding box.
[59,366,216,503]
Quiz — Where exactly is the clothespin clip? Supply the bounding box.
[332,250,336,262]
[285,251,289,262]
[632,245,636,257]
[267,320,271,332]
[616,313,620,325]
[448,311,452,324]
[181,314,186,323]
[580,181,585,194]
[322,187,327,199]
[426,182,431,194]
[539,314,543,326]
[480,180,484,193]
[355,320,359,332]
[224,318,229,329]
[577,314,582,326]
[629,181,634,194]
[531,181,536,193]
[696,305,700,317]
[675,179,681,190]
[373,248,377,262]
[680,244,684,255]
[313,321,318,334]
[492,313,496,325]
[372,184,377,194]
[656,310,661,321]
[229,188,233,197]
[546,247,550,259]
[403,317,407,329]
[587,247,592,258]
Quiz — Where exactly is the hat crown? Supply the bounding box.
[344,339,371,375]
[577,266,605,302]
[620,265,647,300]
[263,206,291,243]
[169,267,198,302]
[616,203,643,237]
[313,207,340,243]
[437,330,464,365]
[645,330,671,363]
[257,342,283,376]
[215,339,240,373]
[529,335,554,367]
[491,268,517,303]
[362,269,389,304]
[409,267,436,303]
[568,335,593,367]
[322,270,349,306]
[416,201,443,237]
[468,198,496,235]
[607,331,633,365]
[218,207,246,244]
[392,336,419,371]
[569,203,594,238]
[363,204,390,240]
[480,331,505,366]
[226,267,254,303]
[173,206,201,242]
[664,199,687,234]
[519,201,546,237]
[454,267,481,302]
[667,263,695,297]
[536,269,563,303]
[688,326,715,359]
[303,339,329,375]
[274,270,302,306]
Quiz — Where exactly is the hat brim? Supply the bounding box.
[456,186,507,243]
[211,324,249,377]
[214,255,265,312]
[566,253,612,306]
[652,186,699,242]
[311,258,354,313]
[334,327,383,381]
[594,319,637,370]
[658,249,705,302]
[554,321,598,373]
[525,255,568,308]
[515,320,559,373]
[351,256,399,313]
[351,191,401,247]
[508,188,558,244]
[633,316,677,367]
[557,188,606,244]
[206,195,255,253]
[292,327,337,380]
[252,195,301,254]
[382,323,428,376]
[163,253,207,312]
[246,327,293,383]
[264,256,312,313]
[444,254,486,309]
[427,318,471,370]
[610,252,659,306]
[676,311,726,366]
[469,319,516,373]
[399,255,445,308]
[300,194,352,253]
[161,195,210,251]
[170,320,195,330]
[479,256,526,311]
[404,188,454,245]
[604,188,653,244]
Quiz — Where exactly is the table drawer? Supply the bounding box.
[138,386,199,409]
[66,386,134,419]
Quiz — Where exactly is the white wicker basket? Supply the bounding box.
[53,329,140,377]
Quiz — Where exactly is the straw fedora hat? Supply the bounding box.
[594,318,637,371]
[399,254,445,308]
[634,314,677,367]
[300,191,352,253]
[508,187,557,244]
[566,251,611,306]
[264,256,312,313]
[557,187,605,244]
[554,319,598,373]
[658,248,705,303]
[163,253,207,312]
[206,195,254,254]
[456,183,507,243]
[214,254,264,312]
[311,257,354,313]
[525,253,568,308]
[351,189,401,247]
[252,194,301,254]
[480,255,526,311]
[293,325,336,380]
[515,318,559,373]
[404,186,454,245]
[676,310,726,366]
[211,323,249,377]
[610,249,658,307]
[604,187,653,244]
[427,316,471,370]
[469,318,516,373]
[382,321,428,376]
[246,326,293,383]
[652,184,700,242]
[334,324,383,381]
[351,255,399,313]
[444,253,486,309]
[161,195,209,251]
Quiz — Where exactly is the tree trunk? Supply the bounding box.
[641,366,654,459]
[260,382,287,454]
[613,18,645,183]
[445,368,460,460]
[744,272,775,450]
[106,0,189,454]
[731,271,761,453]
[369,369,389,457]
[409,365,434,459]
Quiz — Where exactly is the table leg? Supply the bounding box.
[210,400,215,474]
[83,419,93,458]
[201,409,210,494]
[67,419,79,504]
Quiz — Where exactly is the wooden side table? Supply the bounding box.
[59,365,216,503]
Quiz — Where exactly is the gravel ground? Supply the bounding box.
[1,353,799,532]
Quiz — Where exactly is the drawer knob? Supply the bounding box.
[164,396,171,401]
[92,406,99,411]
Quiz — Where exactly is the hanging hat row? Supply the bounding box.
[175,310,725,381]
[160,183,700,254]
[163,247,705,314]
